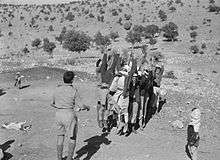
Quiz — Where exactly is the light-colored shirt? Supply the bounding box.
[52,83,82,110]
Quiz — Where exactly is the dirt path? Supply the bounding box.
[0,67,219,160]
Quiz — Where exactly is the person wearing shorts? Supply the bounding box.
[51,71,89,160]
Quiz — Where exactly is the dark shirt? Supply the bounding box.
[153,65,164,87]
[187,125,200,147]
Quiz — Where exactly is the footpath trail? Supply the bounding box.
[0,67,219,160]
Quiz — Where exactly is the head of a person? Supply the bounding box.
[63,71,75,84]
[16,72,20,75]
[190,107,201,122]
[119,65,130,76]
[96,59,102,67]
[132,72,138,82]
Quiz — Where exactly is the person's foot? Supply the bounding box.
[132,126,137,134]
[139,125,144,131]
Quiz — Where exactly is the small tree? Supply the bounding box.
[55,26,67,44]
[63,30,91,52]
[94,31,111,47]
[161,22,179,41]
[43,41,56,58]
[48,25,54,32]
[109,31,119,41]
[124,21,132,30]
[124,14,132,20]
[143,24,160,38]
[190,31,198,41]
[190,45,199,54]
[158,10,167,21]
[125,30,142,48]
[31,38,41,48]
[65,12,75,21]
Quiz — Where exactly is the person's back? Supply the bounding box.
[53,84,78,109]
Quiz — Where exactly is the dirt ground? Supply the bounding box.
[0,64,219,160]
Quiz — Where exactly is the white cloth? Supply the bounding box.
[189,108,201,132]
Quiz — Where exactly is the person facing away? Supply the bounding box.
[14,72,23,89]
[51,71,90,160]
[186,108,201,160]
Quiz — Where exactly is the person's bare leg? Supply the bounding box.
[57,135,65,160]
[66,140,76,160]
[131,102,138,134]
[67,121,78,160]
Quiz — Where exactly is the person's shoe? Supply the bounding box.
[139,125,144,131]
[131,125,137,134]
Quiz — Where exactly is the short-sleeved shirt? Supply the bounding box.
[52,83,82,110]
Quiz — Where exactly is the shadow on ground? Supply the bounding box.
[0,139,15,160]
[0,89,6,96]
[74,133,111,160]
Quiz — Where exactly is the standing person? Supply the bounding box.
[109,65,130,134]
[186,108,201,160]
[14,72,23,89]
[51,71,90,160]
[128,72,140,134]
[152,63,164,111]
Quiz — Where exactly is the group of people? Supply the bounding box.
[95,45,165,135]
[8,45,201,160]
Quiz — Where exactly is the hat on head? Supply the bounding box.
[16,72,20,75]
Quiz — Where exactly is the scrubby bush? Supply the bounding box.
[63,30,91,52]
[31,38,41,48]
[22,47,30,54]
[161,22,179,41]
[143,24,160,38]
[132,25,145,35]
[163,71,177,79]
[125,30,142,46]
[169,6,176,12]
[55,26,66,44]
[43,41,56,57]
[149,38,157,45]
[158,10,167,21]
[189,25,198,30]
[112,9,118,16]
[48,25,54,31]
[124,14,132,20]
[94,31,111,47]
[124,21,132,30]
[201,43,207,49]
[89,13,95,18]
[117,17,123,25]
[190,31,198,41]
[109,31,119,41]
[190,45,199,54]
[65,12,75,21]
[208,5,220,13]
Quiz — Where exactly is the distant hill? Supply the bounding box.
[0,0,80,5]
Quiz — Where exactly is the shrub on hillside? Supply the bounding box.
[190,31,198,41]
[149,38,157,45]
[124,21,132,30]
[112,9,119,16]
[189,25,198,30]
[48,25,54,31]
[163,71,177,79]
[143,24,160,38]
[22,47,30,54]
[124,14,132,20]
[63,30,91,52]
[94,31,111,47]
[201,43,207,49]
[208,5,220,13]
[125,30,142,46]
[161,22,179,41]
[65,12,75,21]
[55,26,67,44]
[190,45,199,54]
[109,31,119,41]
[31,38,41,48]
[169,6,176,12]
[43,41,56,57]
[158,10,167,21]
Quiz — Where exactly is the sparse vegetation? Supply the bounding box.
[94,31,111,47]
[31,38,41,49]
[161,22,179,41]
[163,70,177,79]
[158,10,167,21]
[190,45,199,54]
[109,31,119,41]
[43,40,56,57]
[125,30,142,46]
